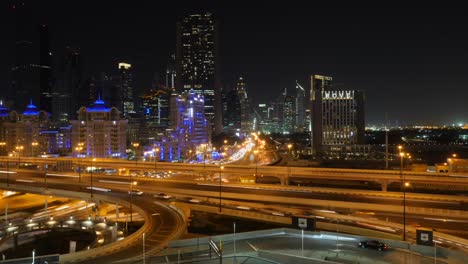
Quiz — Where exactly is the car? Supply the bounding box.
[128,189,143,195]
[188,198,201,204]
[154,193,173,199]
[358,240,388,251]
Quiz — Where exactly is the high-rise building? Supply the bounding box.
[310,74,333,153]
[39,25,53,114]
[53,46,83,122]
[236,77,252,133]
[155,90,210,162]
[141,88,171,129]
[117,62,135,116]
[71,98,127,158]
[283,95,296,134]
[223,89,241,131]
[176,12,222,134]
[166,54,176,89]
[310,74,365,155]
[11,3,52,112]
[295,81,306,132]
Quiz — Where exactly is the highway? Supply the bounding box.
[3,169,468,239]
[2,156,467,192]
[0,176,186,263]
[1,159,468,261]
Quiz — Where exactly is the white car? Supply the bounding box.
[155,193,172,199]
[128,190,143,195]
[188,198,201,204]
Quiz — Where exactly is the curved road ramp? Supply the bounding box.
[0,185,186,264]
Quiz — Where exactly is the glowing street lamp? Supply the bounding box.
[129,181,137,223]
[75,143,84,182]
[31,142,39,157]
[132,142,140,166]
[253,150,259,176]
[399,151,407,241]
[15,145,24,168]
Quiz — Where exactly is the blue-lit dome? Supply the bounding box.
[87,97,110,112]
[0,100,8,117]
[23,100,39,116]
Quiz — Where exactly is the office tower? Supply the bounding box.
[166,54,176,89]
[39,24,53,114]
[53,47,83,122]
[71,98,128,158]
[224,89,241,131]
[295,81,305,132]
[176,12,222,134]
[117,62,135,116]
[141,88,171,129]
[237,77,252,133]
[310,74,333,153]
[310,74,365,155]
[283,95,296,134]
[11,2,41,111]
[99,72,119,109]
[156,90,210,161]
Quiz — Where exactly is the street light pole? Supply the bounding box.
[6,160,9,187]
[253,150,259,176]
[132,143,140,166]
[90,158,96,199]
[153,148,159,173]
[399,151,406,241]
[219,165,224,213]
[130,181,137,223]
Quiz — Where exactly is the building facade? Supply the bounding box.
[176,12,222,134]
[71,98,127,158]
[156,90,210,162]
[310,75,366,156]
[117,62,135,117]
[0,100,53,157]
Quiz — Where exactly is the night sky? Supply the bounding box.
[1,1,467,126]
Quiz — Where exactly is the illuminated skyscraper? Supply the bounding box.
[237,77,252,133]
[117,62,135,116]
[141,88,170,129]
[310,74,365,155]
[283,95,296,134]
[310,75,333,153]
[295,81,306,132]
[176,12,221,134]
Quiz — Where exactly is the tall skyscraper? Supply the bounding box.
[141,88,171,129]
[310,74,365,155]
[283,95,296,134]
[53,46,83,122]
[236,77,252,133]
[310,74,333,153]
[11,2,41,111]
[176,12,221,134]
[117,62,135,116]
[295,81,306,132]
[39,24,53,114]
[166,54,176,89]
[223,88,241,131]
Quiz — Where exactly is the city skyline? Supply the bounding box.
[1,1,467,125]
